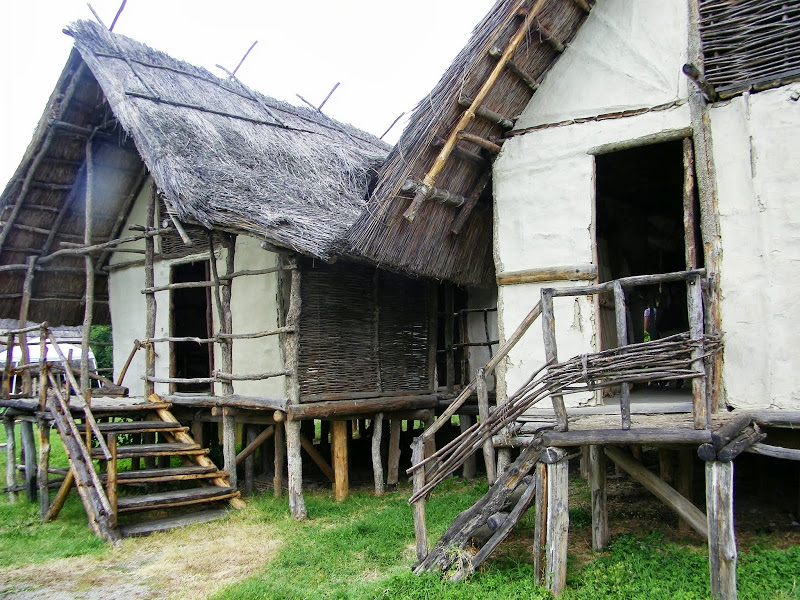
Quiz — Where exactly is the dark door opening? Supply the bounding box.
[171,261,213,393]
[595,139,702,352]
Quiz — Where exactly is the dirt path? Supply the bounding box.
[0,519,282,600]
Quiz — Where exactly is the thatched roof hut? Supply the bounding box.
[0,19,388,326]
[346,0,590,287]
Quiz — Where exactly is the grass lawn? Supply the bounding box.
[0,428,799,599]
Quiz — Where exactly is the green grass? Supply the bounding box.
[0,427,798,599]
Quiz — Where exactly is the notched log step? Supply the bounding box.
[90,442,206,459]
[77,421,188,435]
[119,508,229,537]
[116,486,239,513]
[85,402,172,415]
[100,465,227,485]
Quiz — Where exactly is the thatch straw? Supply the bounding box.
[66,20,388,261]
[347,0,588,286]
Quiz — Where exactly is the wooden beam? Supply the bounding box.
[431,136,488,167]
[606,446,708,538]
[450,170,490,236]
[488,46,540,91]
[285,395,437,421]
[706,461,737,599]
[541,428,712,447]
[456,131,502,154]
[535,19,565,52]
[457,97,514,129]
[235,425,275,465]
[497,264,597,285]
[299,433,334,483]
[746,443,800,461]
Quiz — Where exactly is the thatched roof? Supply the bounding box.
[0,20,388,326]
[347,0,591,287]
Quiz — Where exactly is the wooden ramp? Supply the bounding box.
[45,393,243,539]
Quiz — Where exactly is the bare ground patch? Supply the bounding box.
[0,516,282,600]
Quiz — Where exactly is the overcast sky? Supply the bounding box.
[0,0,493,186]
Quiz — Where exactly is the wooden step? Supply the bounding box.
[87,402,172,415]
[116,486,239,514]
[90,442,206,459]
[99,465,227,485]
[119,509,229,537]
[77,421,189,435]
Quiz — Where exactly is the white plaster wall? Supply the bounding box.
[466,286,498,390]
[515,0,688,129]
[711,86,800,410]
[494,100,691,407]
[109,178,151,265]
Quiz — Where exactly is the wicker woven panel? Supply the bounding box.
[297,260,431,398]
[298,261,380,396]
[377,271,430,392]
[699,0,800,95]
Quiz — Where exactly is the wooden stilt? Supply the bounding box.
[678,448,694,534]
[706,461,737,599]
[423,413,436,463]
[613,281,632,430]
[372,412,384,495]
[589,444,608,549]
[191,421,204,447]
[273,421,285,498]
[459,414,476,479]
[580,445,589,480]
[477,368,497,483]
[411,437,428,561]
[496,448,512,477]
[37,418,51,518]
[286,420,307,518]
[106,434,117,528]
[4,417,17,502]
[659,449,676,486]
[387,418,401,490]
[144,187,156,399]
[244,425,256,494]
[332,420,349,501]
[544,449,569,596]
[222,409,237,489]
[533,461,547,583]
[20,420,37,502]
[445,283,455,393]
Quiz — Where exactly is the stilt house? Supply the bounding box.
[349,0,800,596]
[0,19,444,537]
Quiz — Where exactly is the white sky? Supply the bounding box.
[0,0,494,186]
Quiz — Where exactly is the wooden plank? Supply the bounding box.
[606,446,708,538]
[90,442,205,459]
[613,281,631,430]
[116,486,238,513]
[497,264,597,286]
[372,412,384,495]
[477,368,496,484]
[589,445,607,549]
[119,509,228,537]
[286,420,307,518]
[332,420,348,502]
[541,289,568,431]
[706,461,737,600]
[545,453,569,597]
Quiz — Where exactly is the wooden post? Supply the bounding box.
[244,425,256,494]
[273,421,285,498]
[3,333,14,400]
[477,368,496,483]
[706,461,737,599]
[20,420,37,502]
[81,138,95,395]
[541,289,568,431]
[688,273,708,428]
[589,444,608,549]
[106,433,117,528]
[533,461,547,582]
[613,281,632,430]
[411,436,428,561]
[543,448,569,597]
[387,418,401,490]
[4,417,17,502]
[18,256,36,397]
[683,137,698,270]
[678,448,694,534]
[332,419,349,502]
[372,412,384,495]
[191,421,204,447]
[144,187,156,398]
[37,418,50,518]
[659,449,676,487]
[45,469,74,522]
[286,420,307,518]
[223,408,237,489]
[459,414,476,479]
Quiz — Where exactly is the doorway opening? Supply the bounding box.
[170,260,213,393]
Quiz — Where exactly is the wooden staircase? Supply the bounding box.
[47,392,242,540]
